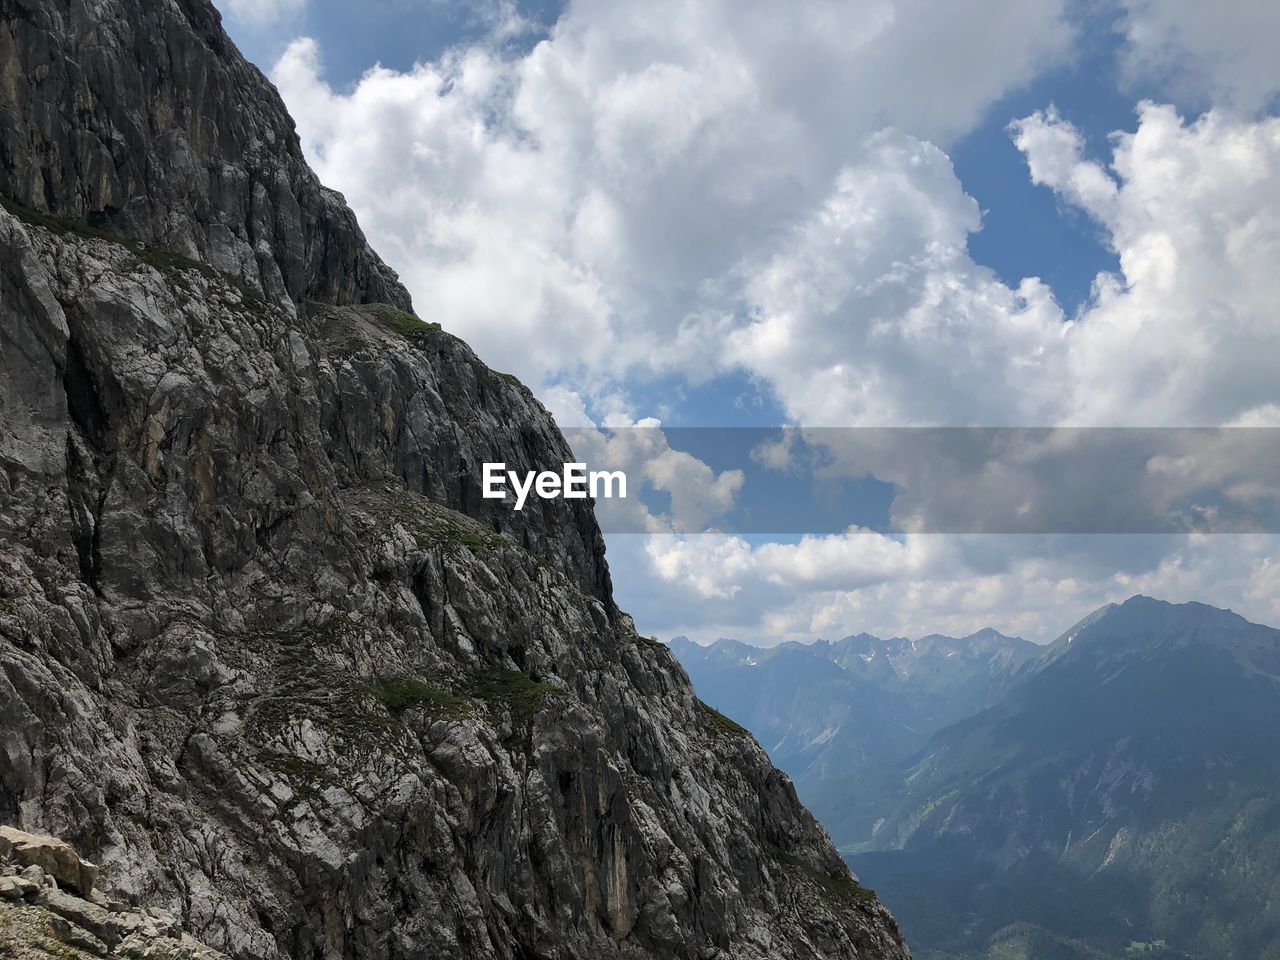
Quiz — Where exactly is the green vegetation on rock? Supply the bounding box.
[466,669,567,727]
[373,307,441,340]
[370,678,473,720]
[242,620,411,777]
[769,847,878,910]
[698,699,752,739]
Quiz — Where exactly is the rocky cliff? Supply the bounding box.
[0,2,909,958]
[2,825,229,960]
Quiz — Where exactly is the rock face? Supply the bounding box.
[2,826,227,960]
[0,0,407,309]
[0,2,909,959]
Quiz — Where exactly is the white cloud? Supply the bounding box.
[723,102,1280,430]
[274,23,1280,434]
[533,400,748,534]
[270,0,1071,395]
[721,132,1068,426]
[1118,0,1280,114]
[624,532,1280,644]
[1017,104,1280,426]
[567,418,746,533]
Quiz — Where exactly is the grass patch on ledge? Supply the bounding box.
[370,677,473,720]
[491,369,526,390]
[367,306,527,392]
[698,699,752,739]
[466,669,567,727]
[1,195,267,306]
[768,847,879,909]
[374,306,441,340]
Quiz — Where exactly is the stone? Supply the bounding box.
[45,914,109,956]
[0,828,96,895]
[42,888,123,947]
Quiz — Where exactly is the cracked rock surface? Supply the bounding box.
[1,826,228,959]
[0,2,910,959]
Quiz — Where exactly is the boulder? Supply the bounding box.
[0,827,98,896]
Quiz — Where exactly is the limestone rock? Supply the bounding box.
[0,0,408,310]
[0,831,228,959]
[0,826,97,895]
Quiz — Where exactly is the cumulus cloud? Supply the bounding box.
[270,0,1071,394]
[721,132,1067,426]
[274,28,1280,434]
[564,420,746,533]
[726,102,1280,430]
[679,94,1280,634]
[1014,104,1280,426]
[1118,0,1280,114]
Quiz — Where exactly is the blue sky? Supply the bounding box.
[227,0,565,87]
[217,0,1280,642]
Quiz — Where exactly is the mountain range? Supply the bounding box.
[674,597,1280,959]
[672,625,1039,845]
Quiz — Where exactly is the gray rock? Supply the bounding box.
[0,2,910,959]
[1,829,227,957]
[46,914,109,956]
[0,0,408,310]
[0,875,30,899]
[0,826,96,894]
[42,888,123,947]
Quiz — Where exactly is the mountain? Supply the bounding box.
[672,629,1038,846]
[0,3,908,959]
[827,629,1039,705]
[849,597,1280,959]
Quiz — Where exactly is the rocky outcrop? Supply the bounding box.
[1,825,99,895]
[0,2,909,959]
[2,826,228,959]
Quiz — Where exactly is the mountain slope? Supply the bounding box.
[0,2,909,958]
[851,597,1280,959]
[672,630,1037,848]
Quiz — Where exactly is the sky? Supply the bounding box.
[217,0,1280,644]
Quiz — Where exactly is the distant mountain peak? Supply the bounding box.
[1046,596,1262,662]
[847,597,1280,960]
